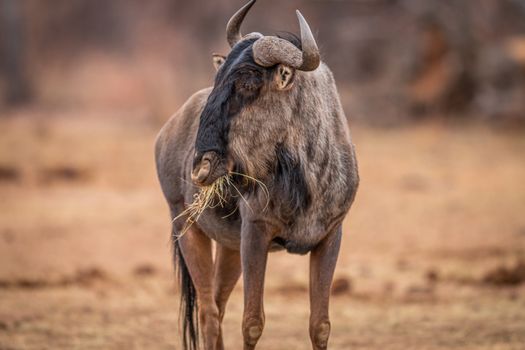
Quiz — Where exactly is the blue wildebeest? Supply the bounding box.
[155,1,358,349]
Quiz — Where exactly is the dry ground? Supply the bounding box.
[0,111,524,349]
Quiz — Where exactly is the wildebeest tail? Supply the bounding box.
[173,238,199,350]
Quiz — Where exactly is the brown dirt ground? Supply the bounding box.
[1,112,525,349]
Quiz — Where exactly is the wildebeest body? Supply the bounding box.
[156,58,358,253]
[155,2,358,349]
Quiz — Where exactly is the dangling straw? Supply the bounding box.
[172,172,269,240]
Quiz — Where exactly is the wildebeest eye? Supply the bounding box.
[235,71,263,96]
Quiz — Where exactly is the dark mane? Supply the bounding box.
[272,143,311,220]
[214,38,259,82]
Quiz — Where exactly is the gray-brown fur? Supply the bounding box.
[155,1,358,349]
[226,62,358,252]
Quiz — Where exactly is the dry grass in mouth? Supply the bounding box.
[172,172,269,240]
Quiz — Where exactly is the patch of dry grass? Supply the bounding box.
[172,172,269,239]
[1,115,525,349]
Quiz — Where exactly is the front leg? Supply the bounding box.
[177,225,220,350]
[240,219,272,350]
[309,226,342,350]
[213,243,242,350]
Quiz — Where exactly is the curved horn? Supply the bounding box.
[252,37,303,68]
[296,10,320,71]
[251,10,320,71]
[226,0,257,48]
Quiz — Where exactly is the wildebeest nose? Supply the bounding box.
[191,159,211,186]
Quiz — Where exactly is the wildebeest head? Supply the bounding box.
[191,0,320,186]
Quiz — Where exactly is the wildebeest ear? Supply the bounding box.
[212,53,226,71]
[274,64,295,91]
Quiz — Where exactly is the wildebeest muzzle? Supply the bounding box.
[191,151,229,187]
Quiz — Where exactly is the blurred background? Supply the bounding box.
[1,0,524,349]
[2,0,525,123]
